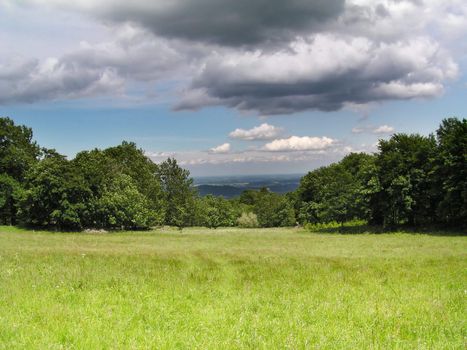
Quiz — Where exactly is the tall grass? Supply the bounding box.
[0,226,465,349]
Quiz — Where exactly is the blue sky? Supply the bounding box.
[1,0,466,176]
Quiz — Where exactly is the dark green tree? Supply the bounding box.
[0,117,40,224]
[73,143,165,226]
[95,174,158,230]
[239,189,261,206]
[104,142,165,221]
[73,149,117,197]
[434,118,467,226]
[195,195,237,228]
[298,163,359,225]
[0,174,22,225]
[253,189,295,227]
[0,117,40,180]
[18,154,90,230]
[296,153,376,226]
[375,133,437,226]
[158,158,196,229]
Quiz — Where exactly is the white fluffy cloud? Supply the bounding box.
[263,136,335,152]
[352,124,395,134]
[147,147,340,167]
[373,125,395,134]
[209,143,231,154]
[146,149,294,167]
[143,133,384,175]
[229,123,282,141]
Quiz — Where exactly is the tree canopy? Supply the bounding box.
[0,116,465,231]
[296,118,466,229]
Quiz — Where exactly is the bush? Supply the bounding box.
[304,219,369,233]
[237,212,259,228]
[195,195,237,228]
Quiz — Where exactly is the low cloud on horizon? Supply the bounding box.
[352,124,395,135]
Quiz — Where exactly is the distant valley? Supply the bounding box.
[193,174,303,198]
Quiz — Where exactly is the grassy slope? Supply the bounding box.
[0,226,465,349]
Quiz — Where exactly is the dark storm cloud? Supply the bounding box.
[1,0,464,112]
[175,35,458,114]
[97,0,345,46]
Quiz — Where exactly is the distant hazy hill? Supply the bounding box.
[193,174,303,198]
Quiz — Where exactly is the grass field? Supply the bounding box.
[0,226,465,349]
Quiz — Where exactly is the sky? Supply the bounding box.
[1,0,466,176]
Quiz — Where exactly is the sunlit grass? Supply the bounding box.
[0,226,465,349]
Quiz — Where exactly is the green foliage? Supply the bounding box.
[95,174,158,229]
[72,149,117,197]
[195,195,237,228]
[251,189,295,227]
[14,141,165,230]
[239,189,261,205]
[0,117,40,224]
[307,164,357,224]
[375,133,438,226]
[304,219,368,232]
[296,119,466,230]
[0,174,22,225]
[0,117,40,181]
[158,158,196,229]
[73,142,165,227]
[385,175,413,226]
[236,212,259,228]
[434,118,467,225]
[18,155,90,230]
[297,153,374,225]
[1,116,465,231]
[103,142,164,217]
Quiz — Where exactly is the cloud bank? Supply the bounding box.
[209,143,231,154]
[263,136,335,152]
[229,123,283,141]
[352,124,395,134]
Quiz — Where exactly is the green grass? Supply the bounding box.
[0,226,465,349]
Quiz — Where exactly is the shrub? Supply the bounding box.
[237,212,259,228]
[304,219,368,233]
[195,195,237,228]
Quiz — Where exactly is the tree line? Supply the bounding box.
[0,117,465,231]
[295,117,466,229]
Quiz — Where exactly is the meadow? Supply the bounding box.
[0,226,465,349]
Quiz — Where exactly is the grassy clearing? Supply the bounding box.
[0,226,465,349]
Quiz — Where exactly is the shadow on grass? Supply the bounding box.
[0,224,154,235]
[305,222,466,236]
